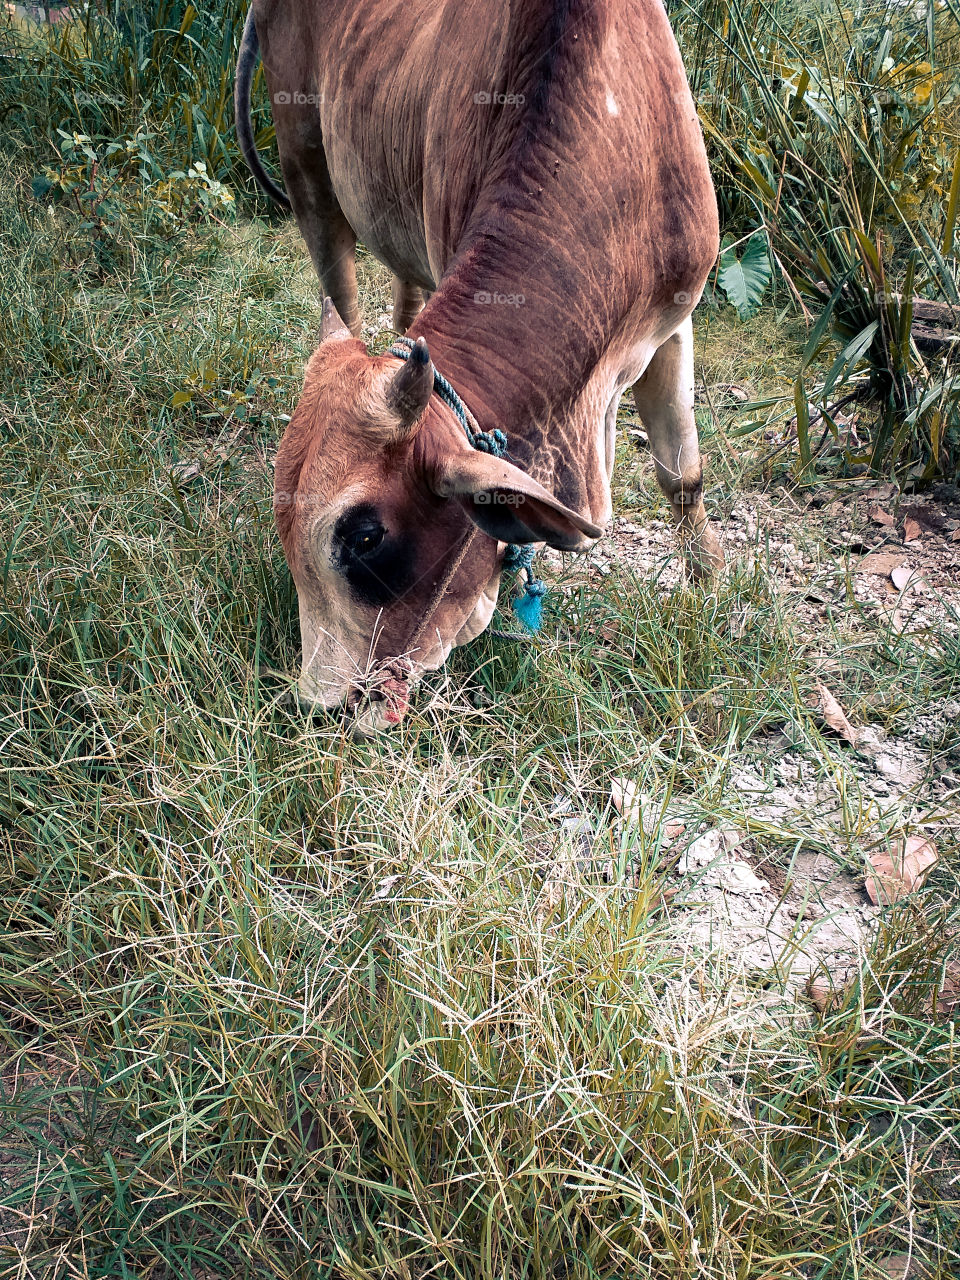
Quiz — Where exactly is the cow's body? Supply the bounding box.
[241,0,722,731]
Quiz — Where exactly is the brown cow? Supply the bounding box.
[236,0,723,733]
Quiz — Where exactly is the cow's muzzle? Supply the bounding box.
[345,657,416,737]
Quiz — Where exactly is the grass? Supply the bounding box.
[1,50,959,1280]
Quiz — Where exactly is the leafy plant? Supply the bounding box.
[0,1,277,201]
[674,0,960,480]
[33,127,235,275]
[717,230,772,319]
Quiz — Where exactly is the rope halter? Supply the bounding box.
[345,337,549,731]
[387,335,546,634]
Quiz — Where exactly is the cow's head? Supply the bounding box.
[274,299,602,732]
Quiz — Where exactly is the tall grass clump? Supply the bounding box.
[675,0,960,480]
[0,1,274,197]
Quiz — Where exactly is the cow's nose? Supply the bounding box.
[350,689,409,736]
[296,672,348,712]
[346,658,414,735]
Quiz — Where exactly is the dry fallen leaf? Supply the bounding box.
[951,528,960,544]
[870,506,895,527]
[903,518,922,543]
[865,836,938,905]
[902,834,938,886]
[866,852,902,905]
[807,973,844,1011]
[901,503,947,534]
[645,881,680,911]
[890,565,923,593]
[610,778,641,823]
[872,1253,929,1279]
[856,551,907,578]
[806,682,859,746]
[932,959,960,1022]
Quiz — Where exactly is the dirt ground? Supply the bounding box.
[537,464,959,1002]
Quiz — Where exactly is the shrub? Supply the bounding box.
[674,0,960,480]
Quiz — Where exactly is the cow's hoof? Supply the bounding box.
[685,526,725,582]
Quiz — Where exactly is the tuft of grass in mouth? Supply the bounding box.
[1,150,959,1279]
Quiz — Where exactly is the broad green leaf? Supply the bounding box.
[30,173,53,200]
[718,233,772,320]
[820,320,879,403]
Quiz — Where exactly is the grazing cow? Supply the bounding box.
[236,0,723,733]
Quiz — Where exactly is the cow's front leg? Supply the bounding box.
[632,317,724,579]
[391,279,429,334]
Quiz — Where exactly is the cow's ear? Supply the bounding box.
[432,451,603,551]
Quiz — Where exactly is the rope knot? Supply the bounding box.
[472,429,508,457]
[502,543,535,574]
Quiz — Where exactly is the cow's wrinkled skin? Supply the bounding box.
[239,0,724,730]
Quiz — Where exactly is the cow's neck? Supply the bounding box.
[412,269,595,452]
[403,0,626,516]
[406,177,626,524]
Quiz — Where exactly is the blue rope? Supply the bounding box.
[389,337,507,457]
[388,336,545,633]
[502,543,535,575]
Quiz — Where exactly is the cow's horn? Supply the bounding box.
[386,336,434,430]
[320,296,352,343]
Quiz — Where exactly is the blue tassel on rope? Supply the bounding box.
[512,575,546,633]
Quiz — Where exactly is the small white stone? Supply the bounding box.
[677,827,744,874]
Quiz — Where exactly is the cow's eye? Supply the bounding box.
[333,505,413,606]
[340,521,385,559]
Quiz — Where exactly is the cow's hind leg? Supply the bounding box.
[271,106,361,336]
[631,318,723,578]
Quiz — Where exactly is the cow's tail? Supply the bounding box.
[234,5,291,209]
